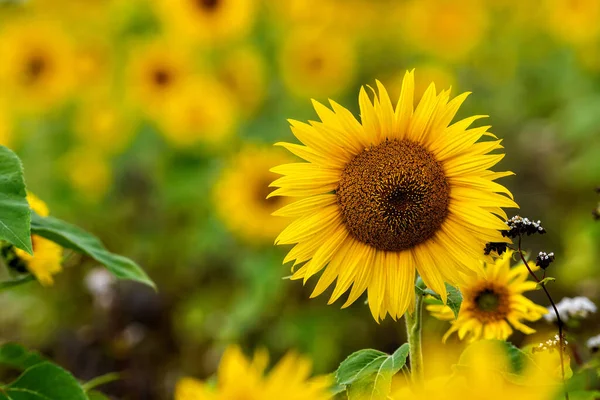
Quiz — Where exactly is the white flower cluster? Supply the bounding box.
[586,334,600,350]
[544,296,597,322]
[533,334,568,353]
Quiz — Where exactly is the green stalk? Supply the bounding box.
[405,292,424,382]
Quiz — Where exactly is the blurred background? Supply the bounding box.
[0,0,599,398]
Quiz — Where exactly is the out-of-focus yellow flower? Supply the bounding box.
[73,36,114,95]
[402,0,488,62]
[61,147,113,202]
[154,0,257,44]
[279,27,356,99]
[0,103,14,149]
[428,251,548,342]
[175,345,332,400]
[214,146,293,245]
[391,340,561,400]
[389,64,456,102]
[157,78,238,149]
[14,193,62,286]
[0,18,75,113]
[216,46,267,118]
[73,92,136,155]
[545,0,600,45]
[126,39,192,118]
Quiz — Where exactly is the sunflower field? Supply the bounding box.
[0,0,599,399]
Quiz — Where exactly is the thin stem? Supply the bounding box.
[517,235,568,400]
[405,292,424,382]
[82,372,121,391]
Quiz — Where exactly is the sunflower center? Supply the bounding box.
[195,0,220,11]
[475,289,500,312]
[336,139,449,252]
[24,54,47,83]
[152,68,172,88]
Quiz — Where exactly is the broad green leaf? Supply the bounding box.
[336,344,409,400]
[0,145,32,254]
[416,281,462,319]
[2,362,87,400]
[30,214,155,289]
[0,343,45,370]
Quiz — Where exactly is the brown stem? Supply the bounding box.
[517,235,568,400]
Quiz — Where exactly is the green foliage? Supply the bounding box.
[30,213,155,289]
[416,280,463,319]
[536,277,556,289]
[0,146,32,255]
[335,344,409,400]
[0,344,45,371]
[86,391,110,400]
[0,362,87,400]
[565,391,600,400]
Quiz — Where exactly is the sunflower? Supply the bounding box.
[154,0,257,44]
[402,0,488,62]
[13,194,62,286]
[279,27,356,100]
[388,64,456,103]
[427,251,548,342]
[157,78,238,149]
[0,18,75,113]
[214,146,293,245]
[270,71,517,321]
[126,39,192,118]
[175,345,331,400]
[216,46,267,118]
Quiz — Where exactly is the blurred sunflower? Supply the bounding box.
[402,0,488,62]
[73,94,136,155]
[61,147,113,202]
[157,79,238,149]
[389,64,456,102]
[279,27,356,99]
[216,46,267,118]
[154,0,257,44]
[214,146,293,245]
[427,251,548,342]
[126,39,192,118]
[13,194,62,286]
[270,71,517,321]
[391,340,561,400]
[0,104,14,148]
[0,19,75,113]
[175,346,331,400]
[545,0,600,45]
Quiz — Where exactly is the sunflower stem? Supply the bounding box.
[405,291,424,382]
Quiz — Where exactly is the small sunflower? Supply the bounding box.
[175,346,331,400]
[157,78,238,149]
[270,71,517,321]
[154,0,257,44]
[126,39,192,118]
[0,18,75,112]
[216,46,267,118]
[61,146,113,202]
[428,251,548,342]
[14,193,62,286]
[279,27,356,99]
[214,146,293,245]
[402,0,488,62]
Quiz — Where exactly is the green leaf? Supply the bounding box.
[335,344,409,400]
[566,390,600,400]
[0,276,35,292]
[1,362,87,400]
[445,284,463,319]
[536,277,555,289]
[0,145,32,254]
[30,214,155,289]
[0,343,45,370]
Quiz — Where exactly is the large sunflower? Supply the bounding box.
[427,250,548,342]
[175,346,331,400]
[270,71,517,321]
